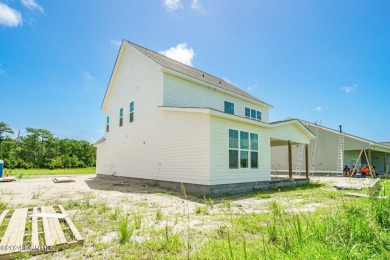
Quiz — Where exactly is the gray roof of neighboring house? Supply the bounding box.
[297,119,390,150]
[126,41,272,107]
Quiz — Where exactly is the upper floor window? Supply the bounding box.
[119,108,123,127]
[251,109,256,119]
[245,107,262,122]
[245,107,250,117]
[129,101,134,123]
[106,116,110,132]
[256,111,262,121]
[224,101,234,115]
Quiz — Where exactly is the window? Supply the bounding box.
[129,101,134,123]
[251,152,258,168]
[240,131,249,149]
[229,150,238,169]
[250,133,258,150]
[228,130,259,169]
[240,151,248,168]
[224,101,234,114]
[229,129,238,149]
[250,133,258,168]
[229,129,239,168]
[245,107,262,122]
[245,107,250,117]
[251,109,256,119]
[106,116,110,132]
[257,111,262,121]
[119,108,123,127]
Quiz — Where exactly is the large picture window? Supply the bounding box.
[229,130,259,169]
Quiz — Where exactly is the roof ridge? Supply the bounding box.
[125,40,272,107]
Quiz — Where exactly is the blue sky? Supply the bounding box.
[0,0,389,143]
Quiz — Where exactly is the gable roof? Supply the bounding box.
[126,41,272,107]
[295,118,390,152]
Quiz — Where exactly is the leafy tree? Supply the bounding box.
[0,122,14,156]
[0,122,96,169]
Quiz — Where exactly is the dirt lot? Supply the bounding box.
[0,174,381,259]
[1,174,378,208]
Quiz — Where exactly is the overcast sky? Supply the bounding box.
[1,0,390,142]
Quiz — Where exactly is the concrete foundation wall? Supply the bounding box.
[97,174,309,195]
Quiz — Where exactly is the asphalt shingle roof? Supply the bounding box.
[126,41,271,107]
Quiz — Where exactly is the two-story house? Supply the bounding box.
[95,40,314,194]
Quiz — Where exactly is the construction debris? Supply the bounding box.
[53,177,75,183]
[0,205,83,259]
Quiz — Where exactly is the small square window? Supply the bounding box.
[224,101,234,114]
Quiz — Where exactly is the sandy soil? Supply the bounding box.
[0,174,378,211]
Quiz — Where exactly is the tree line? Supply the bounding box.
[0,122,96,169]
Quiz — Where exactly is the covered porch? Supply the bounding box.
[271,138,310,179]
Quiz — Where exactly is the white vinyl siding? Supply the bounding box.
[163,74,270,122]
[97,43,211,185]
[210,116,270,185]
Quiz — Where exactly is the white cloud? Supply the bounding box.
[0,3,22,27]
[340,84,357,94]
[163,0,182,11]
[21,0,44,13]
[191,0,204,12]
[111,40,121,46]
[247,83,258,92]
[83,72,95,82]
[159,43,195,66]
[222,77,232,84]
[314,106,322,112]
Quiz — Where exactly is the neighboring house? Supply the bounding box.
[95,40,314,194]
[271,120,390,175]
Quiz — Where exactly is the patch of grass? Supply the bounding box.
[4,167,96,178]
[133,209,142,229]
[147,180,159,187]
[256,193,272,199]
[156,208,163,221]
[194,205,209,215]
[203,195,214,208]
[31,190,44,199]
[110,207,121,220]
[0,200,7,210]
[97,200,109,214]
[118,214,133,245]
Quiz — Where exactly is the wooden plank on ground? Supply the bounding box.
[40,207,54,247]
[31,207,39,248]
[47,206,67,245]
[0,208,28,256]
[0,210,9,226]
[58,205,83,243]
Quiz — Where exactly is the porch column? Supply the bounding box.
[385,152,387,174]
[288,140,292,179]
[305,143,309,179]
